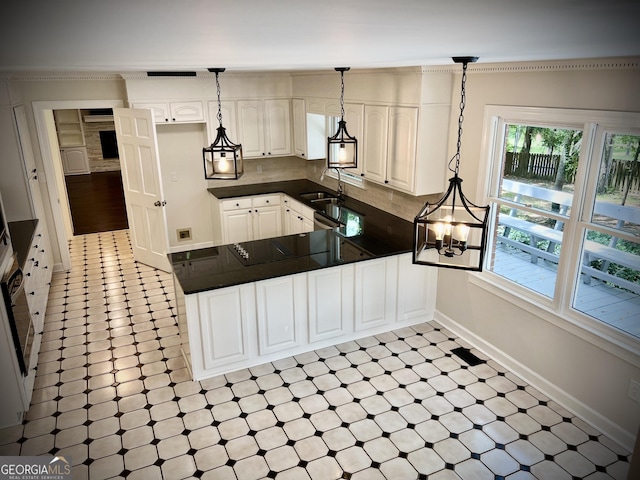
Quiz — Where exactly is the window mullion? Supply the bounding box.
[553,122,598,315]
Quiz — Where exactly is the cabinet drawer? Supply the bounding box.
[252,194,281,207]
[221,198,252,211]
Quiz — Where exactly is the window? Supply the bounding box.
[477,106,640,344]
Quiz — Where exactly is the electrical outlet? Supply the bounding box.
[170,171,178,182]
[177,228,192,241]
[257,165,263,174]
[629,379,640,403]
[388,190,394,201]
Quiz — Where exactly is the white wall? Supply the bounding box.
[434,59,640,450]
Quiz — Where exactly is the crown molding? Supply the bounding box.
[1,57,638,82]
[461,57,640,74]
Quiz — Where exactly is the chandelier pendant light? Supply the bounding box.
[413,57,490,271]
[327,67,358,169]
[203,68,244,180]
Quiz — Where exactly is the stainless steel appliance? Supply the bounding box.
[1,255,33,376]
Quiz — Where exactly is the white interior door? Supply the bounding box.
[113,108,171,272]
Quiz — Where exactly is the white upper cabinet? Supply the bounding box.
[237,99,291,158]
[292,98,326,160]
[362,105,419,193]
[132,100,205,124]
[362,105,389,184]
[387,106,418,192]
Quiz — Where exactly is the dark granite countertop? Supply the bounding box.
[8,219,38,269]
[170,180,414,295]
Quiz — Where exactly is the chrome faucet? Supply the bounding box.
[335,168,344,199]
[320,167,344,200]
[320,167,345,200]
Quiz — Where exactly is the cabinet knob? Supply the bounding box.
[164,118,169,122]
[266,200,269,204]
[236,203,240,207]
[384,180,389,184]
[172,118,176,122]
[361,173,365,177]
[29,291,35,296]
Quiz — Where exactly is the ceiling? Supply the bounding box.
[1,0,639,74]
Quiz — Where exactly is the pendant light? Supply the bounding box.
[203,68,244,180]
[327,67,357,169]
[413,57,490,271]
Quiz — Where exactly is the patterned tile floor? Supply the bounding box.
[0,230,632,479]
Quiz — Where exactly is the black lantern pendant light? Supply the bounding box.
[413,57,490,271]
[203,68,244,180]
[327,67,357,169]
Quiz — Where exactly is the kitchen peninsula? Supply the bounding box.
[171,180,437,381]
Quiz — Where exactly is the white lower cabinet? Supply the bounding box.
[220,194,283,243]
[183,253,435,381]
[197,284,255,372]
[307,265,354,343]
[354,256,397,332]
[60,146,90,175]
[256,274,306,355]
[396,253,437,323]
[283,196,314,235]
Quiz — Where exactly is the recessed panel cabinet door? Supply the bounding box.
[237,100,265,157]
[264,99,292,157]
[354,258,396,331]
[198,286,252,370]
[363,105,389,183]
[387,106,418,192]
[308,265,354,342]
[255,275,306,355]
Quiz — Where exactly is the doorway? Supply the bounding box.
[33,100,125,271]
[55,107,128,235]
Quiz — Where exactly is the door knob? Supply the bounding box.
[154,200,167,207]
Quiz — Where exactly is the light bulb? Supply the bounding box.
[442,215,454,236]
[433,222,445,241]
[454,224,470,242]
[339,143,347,162]
[218,156,229,173]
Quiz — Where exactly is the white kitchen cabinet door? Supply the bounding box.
[237,100,266,158]
[208,100,237,145]
[307,265,354,343]
[131,102,170,123]
[344,103,364,176]
[222,208,254,244]
[253,205,282,240]
[354,257,396,332]
[132,101,205,124]
[60,147,90,175]
[362,105,389,184]
[169,101,205,123]
[387,106,418,192]
[396,253,436,323]
[255,274,306,356]
[292,98,306,157]
[264,99,291,157]
[198,286,253,370]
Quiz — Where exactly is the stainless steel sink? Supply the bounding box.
[311,197,341,204]
[299,191,338,201]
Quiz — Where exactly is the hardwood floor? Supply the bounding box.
[65,170,128,235]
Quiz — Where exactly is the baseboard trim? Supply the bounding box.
[433,310,635,451]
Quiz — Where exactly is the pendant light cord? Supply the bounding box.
[450,60,469,176]
[215,71,223,126]
[340,69,345,121]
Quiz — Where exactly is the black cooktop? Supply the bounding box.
[170,230,376,294]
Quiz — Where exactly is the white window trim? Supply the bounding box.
[323,167,365,189]
[470,105,640,364]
